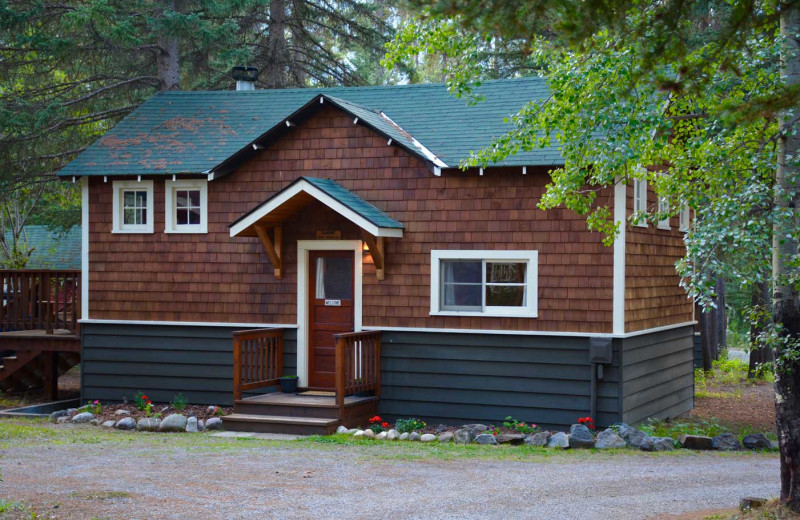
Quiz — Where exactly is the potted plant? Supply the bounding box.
[279,375,299,393]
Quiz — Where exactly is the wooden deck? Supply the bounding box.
[223,392,379,435]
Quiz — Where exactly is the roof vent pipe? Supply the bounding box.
[232,66,259,91]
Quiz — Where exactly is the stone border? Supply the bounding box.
[336,423,777,452]
[49,406,225,433]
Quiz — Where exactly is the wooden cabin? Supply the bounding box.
[57,77,695,433]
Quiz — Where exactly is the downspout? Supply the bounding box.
[589,338,613,423]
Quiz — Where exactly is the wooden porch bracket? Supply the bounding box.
[361,232,385,281]
[254,224,283,279]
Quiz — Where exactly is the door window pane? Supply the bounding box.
[315,257,353,300]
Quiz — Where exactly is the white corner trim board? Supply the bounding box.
[81,176,89,321]
[612,179,626,335]
[296,240,363,388]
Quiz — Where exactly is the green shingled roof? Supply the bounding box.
[3,226,81,270]
[58,77,562,178]
[302,177,404,229]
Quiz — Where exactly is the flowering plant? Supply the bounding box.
[88,400,101,415]
[503,416,538,435]
[577,416,595,429]
[133,392,150,411]
[368,415,389,433]
[486,425,499,437]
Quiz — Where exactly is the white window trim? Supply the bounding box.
[112,180,154,234]
[430,250,538,318]
[165,179,208,234]
[633,178,648,228]
[657,196,671,230]
[679,204,691,232]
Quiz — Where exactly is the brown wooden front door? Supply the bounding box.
[308,250,355,389]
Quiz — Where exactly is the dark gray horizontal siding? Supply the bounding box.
[81,323,296,405]
[378,331,622,430]
[621,325,694,425]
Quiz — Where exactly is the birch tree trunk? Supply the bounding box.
[774,2,800,510]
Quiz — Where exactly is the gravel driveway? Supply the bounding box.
[1,429,780,520]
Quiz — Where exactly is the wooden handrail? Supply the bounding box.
[232,328,284,401]
[0,270,81,334]
[334,330,381,412]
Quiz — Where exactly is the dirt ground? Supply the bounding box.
[0,421,780,520]
[689,380,776,434]
[0,367,80,411]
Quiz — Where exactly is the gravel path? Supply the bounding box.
[2,437,779,519]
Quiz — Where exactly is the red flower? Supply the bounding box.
[381,422,389,428]
[141,395,148,400]
[369,415,381,423]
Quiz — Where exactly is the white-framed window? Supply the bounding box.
[112,180,154,233]
[657,196,671,230]
[679,204,691,231]
[165,179,208,234]
[430,250,538,318]
[633,178,648,227]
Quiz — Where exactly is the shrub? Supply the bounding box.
[640,418,726,439]
[394,418,426,433]
[171,393,188,411]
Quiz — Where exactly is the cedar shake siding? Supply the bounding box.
[88,105,615,333]
[624,183,693,332]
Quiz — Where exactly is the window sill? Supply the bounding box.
[112,228,153,234]
[657,224,671,231]
[165,228,207,234]
[430,310,538,319]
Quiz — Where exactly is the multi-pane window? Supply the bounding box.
[112,180,153,233]
[166,179,207,233]
[679,204,691,231]
[123,190,148,227]
[432,251,537,317]
[175,189,201,226]
[657,196,670,230]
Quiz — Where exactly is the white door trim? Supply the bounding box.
[296,240,363,388]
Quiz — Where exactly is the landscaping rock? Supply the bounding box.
[678,434,714,450]
[206,406,217,414]
[159,414,188,432]
[49,410,68,423]
[420,434,437,443]
[66,408,77,415]
[185,417,199,433]
[742,434,772,451]
[160,406,171,414]
[453,424,489,444]
[387,429,399,441]
[548,432,570,449]
[90,419,102,426]
[618,424,648,449]
[336,425,350,434]
[569,424,595,449]
[71,412,94,424]
[198,420,206,432]
[376,431,388,440]
[525,431,551,447]
[409,432,421,441]
[363,428,375,439]
[399,432,410,441]
[205,417,223,431]
[640,436,675,452]
[740,497,768,511]
[496,434,526,445]
[438,432,453,443]
[474,434,498,445]
[136,418,159,432]
[595,429,626,449]
[772,441,780,450]
[713,433,742,451]
[57,416,69,424]
[101,420,116,428]
[353,430,365,438]
[115,417,136,430]
[114,409,131,416]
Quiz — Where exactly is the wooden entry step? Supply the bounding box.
[223,392,379,435]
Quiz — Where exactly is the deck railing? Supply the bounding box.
[232,328,284,401]
[0,269,81,334]
[334,330,381,410]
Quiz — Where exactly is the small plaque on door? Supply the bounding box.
[325,299,341,306]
